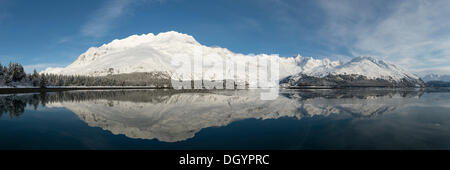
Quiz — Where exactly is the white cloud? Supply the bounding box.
[80,0,166,38]
[317,0,450,75]
[81,0,136,38]
[72,0,450,76]
[24,63,66,73]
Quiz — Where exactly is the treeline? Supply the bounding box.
[0,62,171,88]
[426,81,450,87]
[44,72,171,87]
[0,62,40,87]
[45,74,124,87]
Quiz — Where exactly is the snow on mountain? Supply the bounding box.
[281,56,424,87]
[289,56,419,81]
[42,31,421,86]
[43,31,298,84]
[423,74,450,82]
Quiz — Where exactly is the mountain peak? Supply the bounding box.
[348,56,393,69]
[62,31,201,68]
[350,56,380,63]
[42,31,422,87]
[101,31,199,50]
[149,31,200,45]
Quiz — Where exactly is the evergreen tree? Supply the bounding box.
[40,74,48,88]
[8,63,25,82]
[32,69,40,86]
[4,65,12,85]
[15,64,26,82]
[0,63,4,85]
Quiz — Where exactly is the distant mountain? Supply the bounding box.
[423,74,450,82]
[42,31,424,88]
[425,81,450,87]
[280,56,424,88]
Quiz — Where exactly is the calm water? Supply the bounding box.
[1,88,450,150]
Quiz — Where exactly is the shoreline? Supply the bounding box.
[0,87,171,94]
[283,86,426,89]
[0,86,437,94]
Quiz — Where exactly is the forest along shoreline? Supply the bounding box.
[0,87,172,94]
[0,62,172,93]
[0,86,435,95]
[0,62,446,94]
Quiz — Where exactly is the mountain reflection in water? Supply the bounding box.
[0,89,430,143]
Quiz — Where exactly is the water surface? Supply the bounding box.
[1,88,450,150]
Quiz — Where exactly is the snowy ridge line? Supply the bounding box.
[423,74,450,82]
[42,31,422,85]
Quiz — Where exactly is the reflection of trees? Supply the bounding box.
[281,88,425,100]
[40,92,47,107]
[60,89,429,142]
[0,90,179,118]
[44,90,177,104]
[0,94,39,118]
[0,89,430,119]
[0,88,439,142]
[32,94,39,110]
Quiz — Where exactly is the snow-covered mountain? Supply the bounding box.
[43,31,298,83]
[281,56,424,87]
[423,74,450,82]
[42,31,423,87]
[301,56,418,80]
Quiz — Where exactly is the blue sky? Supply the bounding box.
[1,0,450,75]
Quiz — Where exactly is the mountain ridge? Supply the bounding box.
[42,31,424,87]
[423,74,450,82]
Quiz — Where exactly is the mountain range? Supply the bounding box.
[422,74,450,82]
[42,31,424,88]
